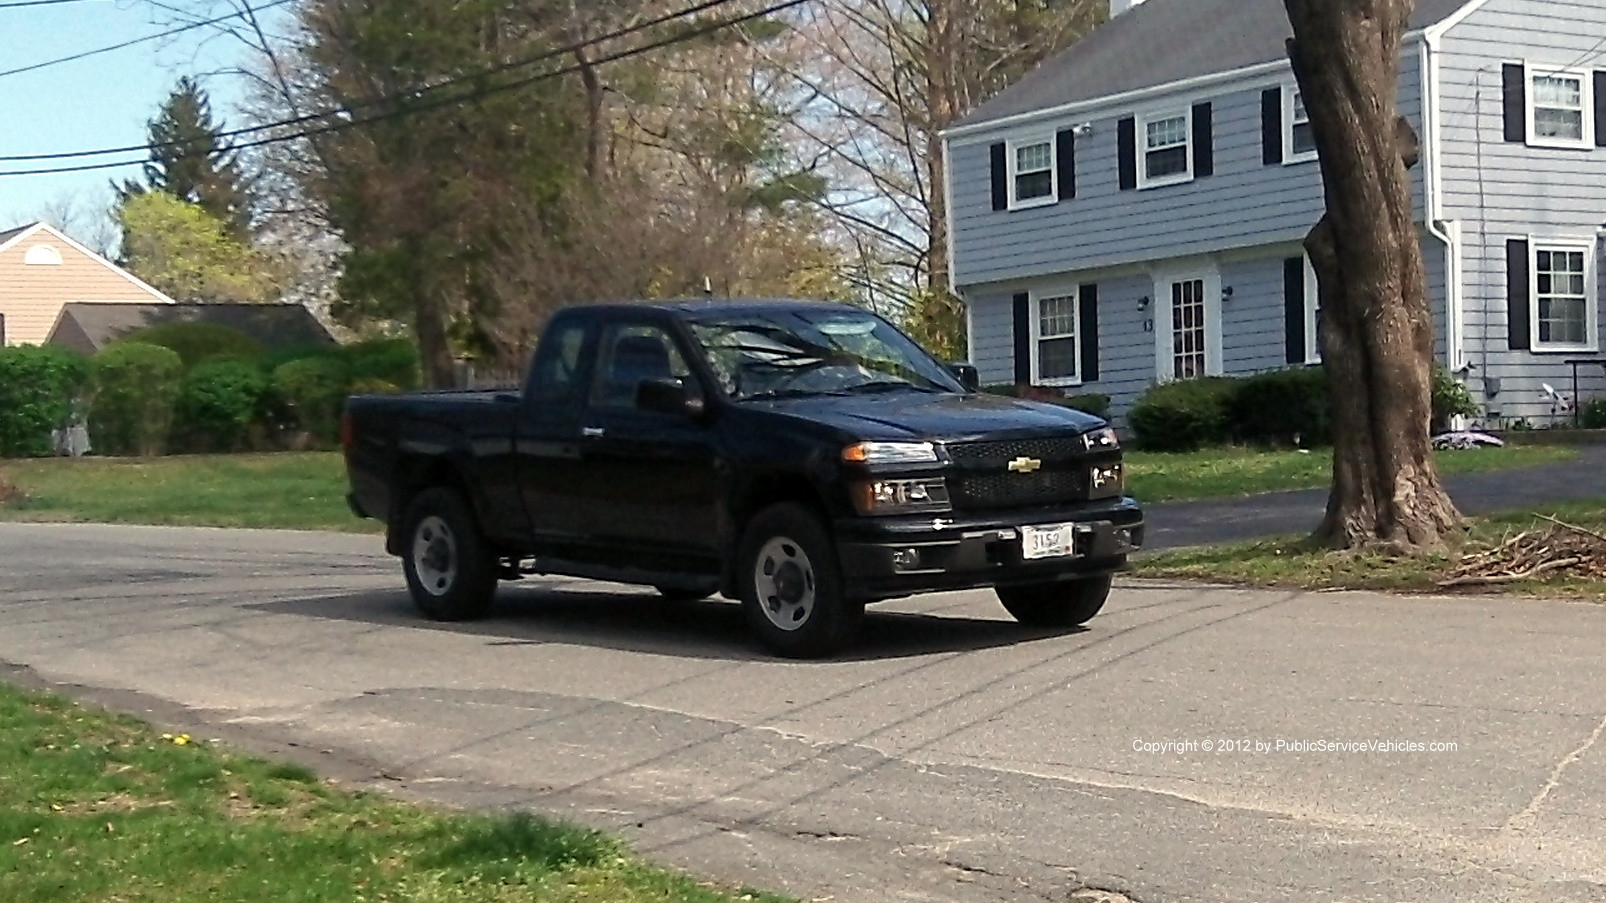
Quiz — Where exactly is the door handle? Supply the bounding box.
[581,427,605,438]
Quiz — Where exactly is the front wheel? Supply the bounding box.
[996,575,1112,627]
[737,503,862,658]
[400,487,498,621]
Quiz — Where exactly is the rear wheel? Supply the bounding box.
[996,575,1112,628]
[401,487,498,621]
[737,503,861,658]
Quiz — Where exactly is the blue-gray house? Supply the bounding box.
[944,0,1606,426]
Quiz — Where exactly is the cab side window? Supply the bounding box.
[591,324,691,411]
[528,321,589,404]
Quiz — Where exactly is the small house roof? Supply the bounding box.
[48,302,336,355]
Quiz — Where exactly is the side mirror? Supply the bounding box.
[948,362,980,391]
[636,377,706,418]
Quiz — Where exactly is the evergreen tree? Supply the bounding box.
[118,77,252,239]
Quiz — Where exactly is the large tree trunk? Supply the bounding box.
[923,0,956,293]
[1284,0,1461,551]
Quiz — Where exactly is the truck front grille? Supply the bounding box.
[944,437,1091,511]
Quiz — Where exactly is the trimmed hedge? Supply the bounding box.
[1127,377,1240,452]
[0,345,91,457]
[176,360,270,451]
[119,321,265,371]
[1230,366,1329,447]
[90,342,183,456]
[273,356,350,444]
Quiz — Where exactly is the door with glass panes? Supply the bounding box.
[1154,270,1221,380]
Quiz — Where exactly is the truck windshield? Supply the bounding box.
[686,308,965,401]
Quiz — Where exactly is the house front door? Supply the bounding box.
[1153,268,1222,380]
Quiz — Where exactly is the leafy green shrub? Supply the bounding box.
[1230,366,1329,447]
[90,342,183,456]
[1127,377,1242,452]
[273,356,350,444]
[1060,393,1111,418]
[1430,362,1479,430]
[174,360,270,451]
[118,321,264,371]
[0,346,91,458]
[342,338,420,391]
[1579,397,1606,429]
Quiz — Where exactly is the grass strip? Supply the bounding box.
[1131,500,1606,600]
[0,682,791,903]
[1122,444,1575,502]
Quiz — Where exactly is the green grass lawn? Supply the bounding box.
[0,682,791,903]
[0,452,376,532]
[0,444,1580,532]
[1131,500,1606,600]
[1122,444,1576,502]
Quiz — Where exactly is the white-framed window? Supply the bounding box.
[1302,254,1321,363]
[1527,65,1593,148]
[1152,268,1223,379]
[23,244,62,266]
[1008,137,1056,209]
[1285,87,1317,163]
[1138,109,1192,188]
[1530,241,1596,351]
[1032,292,1080,385]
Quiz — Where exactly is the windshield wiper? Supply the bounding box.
[842,380,943,394]
[740,388,854,402]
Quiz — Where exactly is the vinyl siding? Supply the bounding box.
[965,235,1453,423]
[950,55,1425,289]
[0,228,169,346]
[1437,0,1606,423]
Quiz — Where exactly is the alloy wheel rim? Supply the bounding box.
[753,535,815,632]
[412,515,457,597]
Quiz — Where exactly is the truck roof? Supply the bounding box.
[573,298,865,319]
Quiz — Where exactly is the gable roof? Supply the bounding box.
[48,302,336,355]
[955,0,1475,130]
[0,224,30,248]
[0,220,178,304]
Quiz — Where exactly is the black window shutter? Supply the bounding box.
[1056,129,1077,200]
[1503,63,1527,143]
[1284,257,1306,365]
[1507,238,1531,350]
[1192,102,1214,177]
[990,142,1009,211]
[1117,117,1137,190]
[1078,284,1099,382]
[1262,88,1283,165]
[1595,71,1606,147]
[1012,292,1032,383]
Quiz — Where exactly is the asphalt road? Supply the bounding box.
[2,522,1604,903]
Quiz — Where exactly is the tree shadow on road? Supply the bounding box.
[248,581,1080,663]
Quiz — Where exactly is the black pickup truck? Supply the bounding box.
[343,299,1143,657]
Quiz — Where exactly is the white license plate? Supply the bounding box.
[1021,523,1080,560]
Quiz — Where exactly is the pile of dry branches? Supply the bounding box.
[1439,516,1606,587]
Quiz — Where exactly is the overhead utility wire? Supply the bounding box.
[0,0,297,79]
[0,0,812,177]
[0,0,749,162]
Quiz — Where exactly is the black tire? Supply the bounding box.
[400,487,498,621]
[996,575,1112,628]
[737,503,861,658]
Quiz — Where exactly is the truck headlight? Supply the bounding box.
[850,478,951,515]
[1082,427,1119,451]
[841,441,939,465]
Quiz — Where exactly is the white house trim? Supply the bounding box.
[0,222,178,304]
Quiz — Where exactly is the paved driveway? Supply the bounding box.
[1,522,1603,902]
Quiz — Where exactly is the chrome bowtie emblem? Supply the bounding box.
[1007,456,1042,474]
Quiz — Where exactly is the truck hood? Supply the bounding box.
[753,390,1104,442]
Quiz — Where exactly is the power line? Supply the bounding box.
[0,0,109,8]
[0,0,296,79]
[0,0,750,162]
[0,0,811,177]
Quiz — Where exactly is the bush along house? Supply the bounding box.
[943,0,1606,427]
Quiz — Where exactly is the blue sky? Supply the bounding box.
[0,0,259,239]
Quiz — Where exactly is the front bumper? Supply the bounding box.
[834,496,1144,600]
